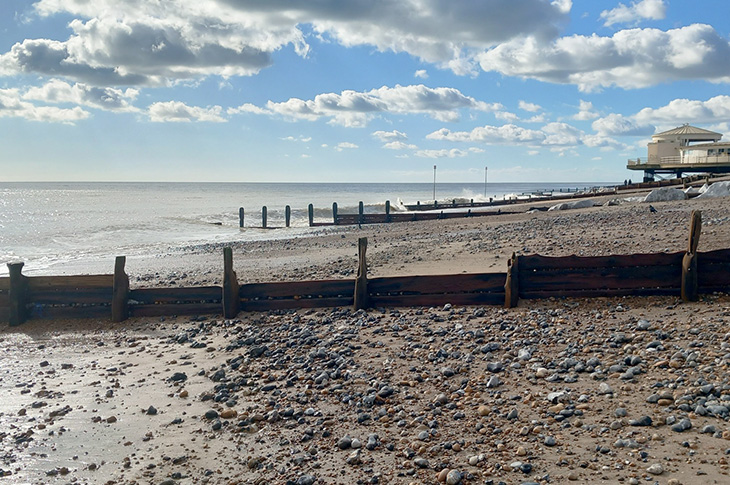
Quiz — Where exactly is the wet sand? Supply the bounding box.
[2,192,730,484]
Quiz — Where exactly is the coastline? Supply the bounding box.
[2,191,730,484]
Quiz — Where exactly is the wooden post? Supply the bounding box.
[285,205,291,227]
[504,253,519,308]
[354,237,368,310]
[262,206,267,229]
[332,202,338,224]
[223,247,240,318]
[7,262,28,326]
[385,200,391,223]
[239,207,244,228]
[111,256,129,322]
[358,201,364,226]
[308,204,314,227]
[681,210,702,302]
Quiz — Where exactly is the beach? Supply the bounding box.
[2,190,730,484]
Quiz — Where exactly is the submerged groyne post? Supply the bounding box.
[385,200,391,223]
[358,201,364,226]
[332,202,338,224]
[285,206,291,228]
[239,208,244,228]
[262,206,267,229]
[112,256,129,322]
[7,262,28,326]
[354,237,369,310]
[223,247,240,319]
[308,204,314,227]
[682,210,702,302]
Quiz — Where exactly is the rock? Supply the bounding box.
[168,372,187,383]
[544,436,556,446]
[437,468,449,482]
[477,405,490,416]
[220,409,237,419]
[338,436,352,450]
[486,376,501,388]
[445,469,462,485]
[146,406,158,415]
[598,383,614,395]
[646,463,664,475]
[671,418,692,432]
[536,367,549,378]
[413,457,429,468]
[204,409,219,420]
[630,415,652,427]
[345,449,361,465]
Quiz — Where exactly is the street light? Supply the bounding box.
[433,165,437,201]
[484,166,488,198]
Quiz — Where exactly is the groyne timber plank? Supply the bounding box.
[521,287,681,299]
[240,280,353,300]
[27,275,113,289]
[130,287,221,304]
[241,297,353,312]
[368,273,507,295]
[698,248,730,265]
[28,305,110,320]
[27,288,112,305]
[0,308,8,322]
[369,293,504,307]
[519,266,680,292]
[129,303,221,317]
[519,252,683,271]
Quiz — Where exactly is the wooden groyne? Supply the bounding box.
[3,211,726,326]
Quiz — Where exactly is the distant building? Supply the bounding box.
[627,124,730,181]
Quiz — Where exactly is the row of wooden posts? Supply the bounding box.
[2,211,726,326]
[239,201,515,229]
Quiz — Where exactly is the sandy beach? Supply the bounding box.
[3,190,730,485]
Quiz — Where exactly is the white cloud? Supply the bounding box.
[518,100,541,112]
[592,113,654,136]
[573,100,599,120]
[495,111,519,122]
[335,142,358,151]
[477,24,730,91]
[372,130,408,142]
[258,84,501,126]
[228,103,270,115]
[22,79,139,111]
[634,95,730,127]
[426,124,546,145]
[148,101,226,122]
[2,0,571,86]
[0,87,90,123]
[415,148,470,158]
[414,69,428,79]
[282,135,312,142]
[383,141,418,150]
[600,0,667,27]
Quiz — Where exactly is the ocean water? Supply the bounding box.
[0,181,610,276]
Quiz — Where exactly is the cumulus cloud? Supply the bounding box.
[0,87,90,123]
[372,130,408,141]
[573,100,599,120]
[237,84,501,127]
[384,141,418,150]
[22,79,139,111]
[414,69,428,79]
[1,0,571,87]
[477,24,730,91]
[335,142,358,151]
[592,113,654,136]
[518,100,541,112]
[634,95,730,127]
[427,124,546,145]
[148,101,226,122]
[415,148,471,158]
[600,0,666,27]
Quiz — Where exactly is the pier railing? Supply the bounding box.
[2,211,726,326]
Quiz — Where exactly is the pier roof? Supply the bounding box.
[653,124,722,141]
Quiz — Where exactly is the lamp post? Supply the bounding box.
[433,165,437,201]
[484,166,488,198]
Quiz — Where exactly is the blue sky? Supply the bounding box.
[2,0,730,183]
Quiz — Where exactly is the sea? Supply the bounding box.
[0,181,612,276]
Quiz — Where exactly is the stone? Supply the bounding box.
[646,463,664,475]
[477,405,490,416]
[445,469,462,485]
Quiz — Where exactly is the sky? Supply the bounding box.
[2,0,730,183]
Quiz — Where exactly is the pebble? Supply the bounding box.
[646,463,664,475]
[445,469,462,485]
